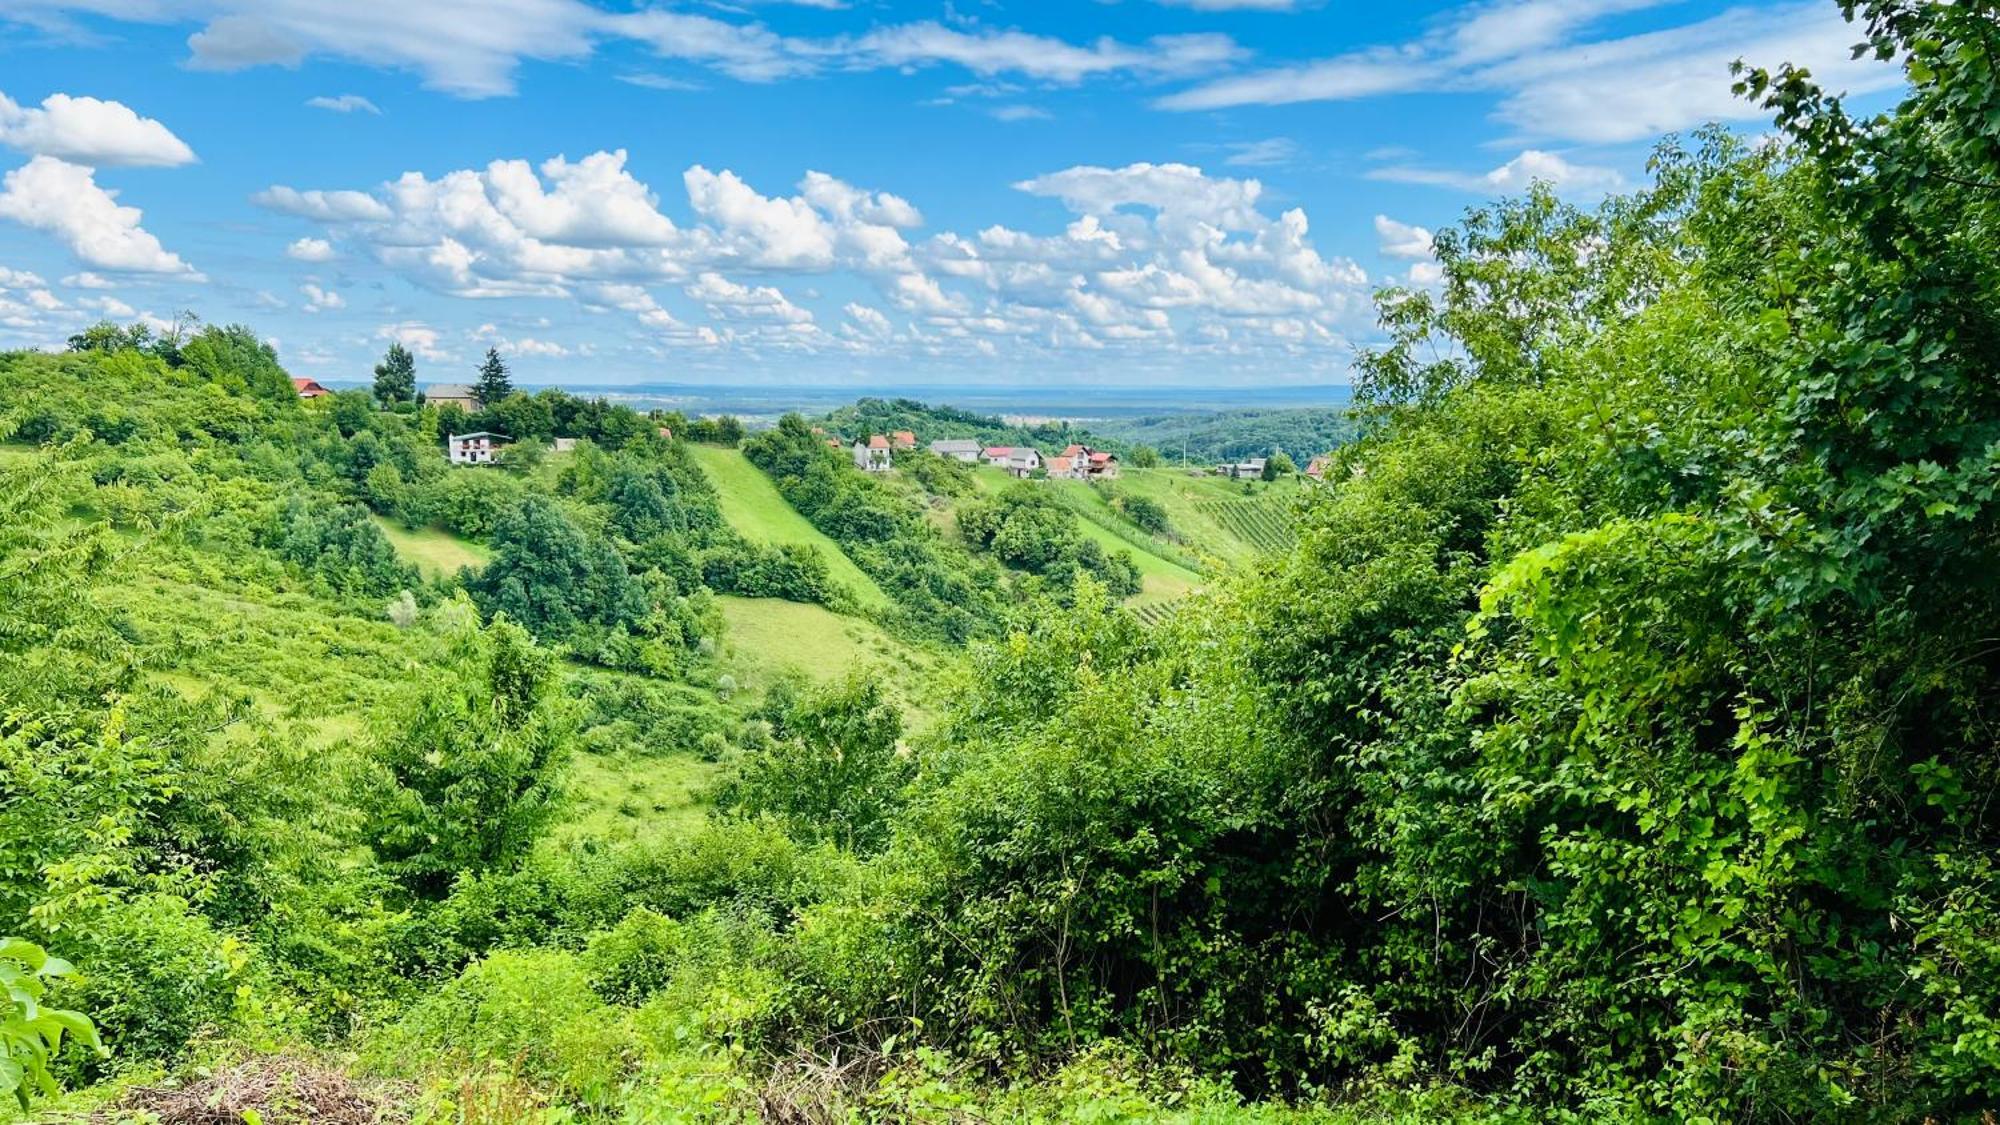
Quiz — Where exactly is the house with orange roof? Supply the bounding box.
[891,430,917,449]
[853,434,893,472]
[291,376,331,399]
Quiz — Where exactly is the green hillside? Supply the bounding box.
[686,444,892,611]
[371,515,490,578]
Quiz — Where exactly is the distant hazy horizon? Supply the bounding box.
[316,379,1355,422]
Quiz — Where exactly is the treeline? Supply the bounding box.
[819,396,1087,452]
[1088,405,1354,465]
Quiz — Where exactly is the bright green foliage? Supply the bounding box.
[717,675,908,853]
[0,937,101,1110]
[472,347,512,408]
[464,495,650,646]
[372,341,416,405]
[367,616,575,897]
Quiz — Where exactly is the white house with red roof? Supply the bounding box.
[853,434,893,472]
[291,376,331,399]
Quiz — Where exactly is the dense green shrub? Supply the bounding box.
[367,616,575,898]
[372,948,630,1106]
[958,484,1142,598]
[714,675,908,854]
[266,496,416,598]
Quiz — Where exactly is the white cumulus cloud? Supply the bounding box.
[0,90,196,167]
[286,236,336,261]
[0,156,198,275]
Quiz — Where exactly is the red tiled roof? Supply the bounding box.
[1088,451,1113,463]
[291,376,329,397]
[868,435,891,449]
[1049,456,1074,473]
[1061,444,1085,457]
[983,446,1012,457]
[891,430,917,446]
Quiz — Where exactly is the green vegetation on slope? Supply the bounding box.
[1088,405,1356,465]
[9,14,2000,1120]
[685,444,892,611]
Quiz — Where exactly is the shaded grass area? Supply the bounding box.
[371,515,491,579]
[686,445,892,611]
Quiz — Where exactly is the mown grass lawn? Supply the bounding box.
[371,516,491,579]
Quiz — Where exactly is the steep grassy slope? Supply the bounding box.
[686,445,892,611]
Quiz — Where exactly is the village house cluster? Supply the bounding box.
[825,429,1128,482]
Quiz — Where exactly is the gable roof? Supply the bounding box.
[449,431,509,441]
[868,434,891,449]
[1061,443,1086,457]
[982,446,1013,457]
[427,383,475,398]
[291,376,329,396]
[1088,451,1114,464]
[930,438,982,452]
[1048,456,1074,473]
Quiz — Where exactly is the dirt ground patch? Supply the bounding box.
[95,1056,409,1124]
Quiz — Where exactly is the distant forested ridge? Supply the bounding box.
[817,396,1080,449]
[1,4,1997,1121]
[1086,405,1355,463]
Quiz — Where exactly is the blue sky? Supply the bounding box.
[0,0,1901,388]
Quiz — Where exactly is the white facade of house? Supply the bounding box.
[449,431,509,465]
[853,437,893,472]
[999,449,1043,477]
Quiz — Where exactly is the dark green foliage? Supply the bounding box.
[473,348,512,408]
[411,469,527,538]
[958,484,1142,599]
[367,616,574,898]
[465,496,650,643]
[267,496,417,597]
[1113,493,1170,536]
[1260,452,1294,480]
[699,540,837,605]
[896,446,976,498]
[681,415,744,445]
[371,342,416,405]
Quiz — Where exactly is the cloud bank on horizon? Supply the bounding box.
[0,0,1901,386]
